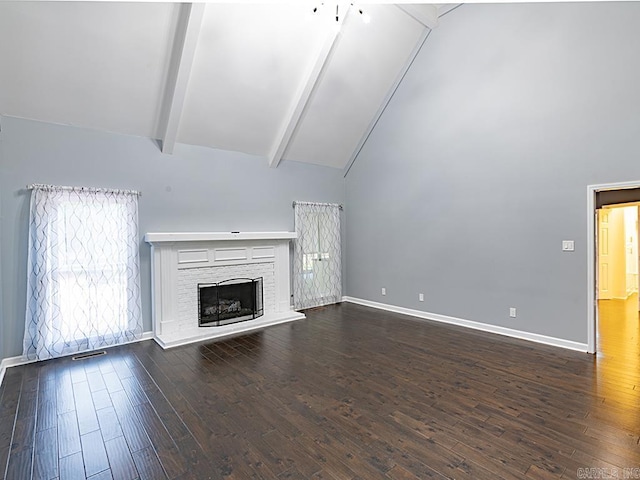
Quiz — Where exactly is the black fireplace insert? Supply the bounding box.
[198,277,263,327]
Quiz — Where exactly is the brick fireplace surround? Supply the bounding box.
[145,232,305,348]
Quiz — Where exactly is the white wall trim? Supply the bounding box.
[139,331,154,342]
[586,179,640,354]
[0,331,154,387]
[145,231,296,243]
[0,355,36,386]
[587,184,596,354]
[342,296,588,353]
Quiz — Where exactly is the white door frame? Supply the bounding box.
[587,180,640,353]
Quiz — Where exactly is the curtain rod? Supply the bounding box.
[26,184,142,197]
[292,201,343,210]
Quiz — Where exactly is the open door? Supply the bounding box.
[597,207,631,300]
[598,208,611,300]
[637,205,640,311]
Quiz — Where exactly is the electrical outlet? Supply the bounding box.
[381,287,386,296]
[509,307,517,318]
[419,293,424,302]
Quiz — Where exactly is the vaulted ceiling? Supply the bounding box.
[0,2,456,170]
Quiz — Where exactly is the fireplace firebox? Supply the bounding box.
[198,278,263,327]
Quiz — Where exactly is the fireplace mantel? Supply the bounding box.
[146,231,304,348]
[145,231,297,243]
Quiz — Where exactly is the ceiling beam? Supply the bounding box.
[437,4,464,17]
[396,4,439,29]
[159,3,205,155]
[268,8,348,168]
[343,27,432,178]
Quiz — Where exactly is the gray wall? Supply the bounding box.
[0,116,345,359]
[345,2,640,344]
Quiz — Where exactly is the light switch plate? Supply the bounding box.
[562,240,575,252]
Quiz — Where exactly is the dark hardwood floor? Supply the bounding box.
[1,301,640,479]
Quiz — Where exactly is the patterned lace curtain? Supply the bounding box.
[293,202,342,310]
[24,185,143,361]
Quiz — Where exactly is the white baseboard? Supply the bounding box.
[342,296,588,353]
[0,331,155,387]
[0,355,35,386]
[140,332,154,342]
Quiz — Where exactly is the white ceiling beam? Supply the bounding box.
[268,7,348,168]
[437,4,463,17]
[159,3,205,155]
[396,4,439,29]
[343,27,432,177]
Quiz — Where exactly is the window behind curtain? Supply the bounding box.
[293,202,342,310]
[24,186,142,360]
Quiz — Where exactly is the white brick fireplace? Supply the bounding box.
[145,232,305,348]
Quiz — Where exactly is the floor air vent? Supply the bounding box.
[72,350,107,361]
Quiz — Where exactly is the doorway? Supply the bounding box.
[588,181,640,354]
[596,204,640,356]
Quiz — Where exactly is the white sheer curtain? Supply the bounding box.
[24,184,143,361]
[293,202,342,310]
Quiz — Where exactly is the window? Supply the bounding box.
[293,202,342,309]
[24,185,142,360]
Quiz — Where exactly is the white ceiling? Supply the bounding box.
[177,3,330,156]
[0,2,449,170]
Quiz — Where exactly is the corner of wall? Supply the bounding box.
[0,114,5,364]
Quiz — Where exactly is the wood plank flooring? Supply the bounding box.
[1,301,640,479]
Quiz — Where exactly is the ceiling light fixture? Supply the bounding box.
[312,3,370,25]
